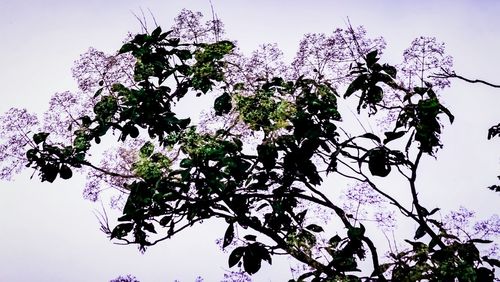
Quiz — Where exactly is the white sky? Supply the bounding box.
[0,0,499,281]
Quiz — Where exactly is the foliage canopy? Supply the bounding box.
[1,9,499,281]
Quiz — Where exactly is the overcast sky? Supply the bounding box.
[0,1,499,281]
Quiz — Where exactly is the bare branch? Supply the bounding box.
[432,67,500,88]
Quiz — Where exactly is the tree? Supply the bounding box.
[1,9,499,281]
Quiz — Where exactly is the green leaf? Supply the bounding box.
[428,208,441,215]
[414,225,426,240]
[256,202,269,211]
[223,223,235,249]
[81,116,92,126]
[439,104,455,124]
[131,33,149,45]
[157,30,172,41]
[176,49,193,61]
[129,126,139,138]
[382,64,397,78]
[413,87,428,95]
[487,184,500,192]
[427,87,437,99]
[344,74,367,98]
[143,222,156,233]
[244,235,257,241]
[93,87,104,98]
[368,147,391,177]
[383,131,406,144]
[110,223,134,239]
[180,158,192,168]
[469,239,493,244]
[159,216,172,227]
[151,26,162,38]
[26,148,37,160]
[482,256,500,268]
[347,224,366,239]
[214,92,232,116]
[366,85,383,104]
[139,142,154,158]
[488,124,500,140]
[59,165,73,180]
[228,246,245,268]
[328,235,342,247]
[243,255,261,275]
[119,43,135,54]
[33,132,49,144]
[117,214,132,222]
[243,244,264,274]
[476,267,494,282]
[305,224,324,233]
[94,96,118,120]
[359,133,380,143]
[365,50,379,67]
[251,243,272,264]
[178,118,191,129]
[41,163,59,183]
[257,143,278,171]
[295,210,307,225]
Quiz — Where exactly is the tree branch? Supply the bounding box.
[432,68,500,88]
[82,161,137,178]
[408,149,446,248]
